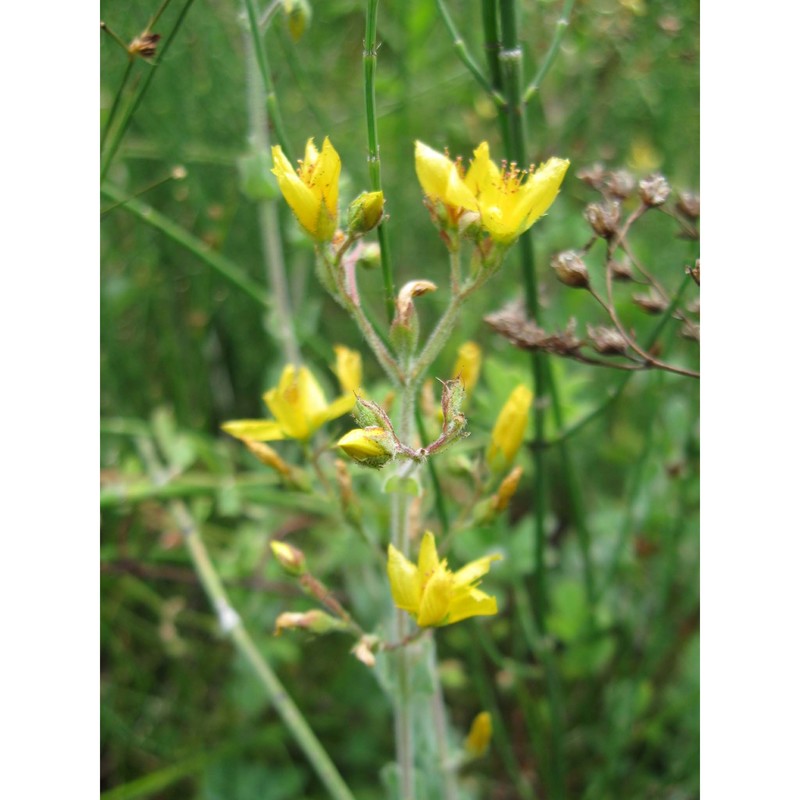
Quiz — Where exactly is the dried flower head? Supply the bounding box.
[676,191,700,220]
[587,325,628,355]
[551,250,590,288]
[129,32,161,59]
[680,320,700,341]
[609,256,634,281]
[485,302,582,355]
[639,174,671,206]
[584,201,621,239]
[605,169,636,200]
[688,258,700,286]
[577,163,607,190]
[632,289,669,314]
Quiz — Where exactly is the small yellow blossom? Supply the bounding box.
[414,140,479,221]
[222,364,354,443]
[487,385,532,472]
[465,142,569,245]
[451,341,482,396]
[387,531,501,627]
[464,711,493,758]
[337,427,395,469]
[332,345,362,395]
[271,137,341,241]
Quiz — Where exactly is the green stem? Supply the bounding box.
[523,0,576,103]
[243,22,301,364]
[435,0,505,105]
[481,0,511,149]
[410,293,463,385]
[415,405,450,537]
[101,59,135,151]
[428,636,459,800]
[364,0,395,323]
[100,0,197,181]
[242,0,292,158]
[101,184,270,309]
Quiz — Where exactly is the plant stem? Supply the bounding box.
[364,0,396,323]
[243,21,301,364]
[242,0,292,158]
[100,183,270,310]
[523,0,576,103]
[101,59,135,152]
[100,0,197,181]
[428,636,459,800]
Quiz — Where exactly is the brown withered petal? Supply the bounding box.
[551,250,590,288]
[632,290,669,314]
[687,258,700,286]
[676,191,700,219]
[604,169,636,200]
[686,297,700,315]
[584,201,620,238]
[680,321,700,341]
[639,174,671,206]
[577,163,607,190]
[587,325,628,355]
[129,32,161,59]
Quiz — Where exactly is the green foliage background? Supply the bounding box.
[101,0,699,797]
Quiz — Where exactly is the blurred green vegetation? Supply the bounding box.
[101,0,699,797]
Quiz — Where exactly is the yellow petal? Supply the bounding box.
[417,564,453,627]
[487,385,532,471]
[414,141,478,212]
[311,137,341,237]
[520,158,570,230]
[271,145,321,237]
[452,341,482,395]
[221,419,287,442]
[464,141,500,196]
[387,544,422,613]
[447,587,498,624]
[464,711,492,758]
[333,345,362,394]
[417,531,440,579]
[452,553,502,589]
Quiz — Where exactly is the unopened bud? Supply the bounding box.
[128,32,161,59]
[390,280,437,358]
[452,341,482,396]
[551,250,590,288]
[605,169,636,200]
[492,465,523,513]
[347,191,385,235]
[270,540,307,576]
[632,290,669,314]
[464,711,492,758]
[352,635,379,668]
[282,0,312,41]
[639,174,671,206]
[337,427,396,469]
[274,609,344,636]
[676,191,700,219]
[587,325,628,355]
[584,201,621,239]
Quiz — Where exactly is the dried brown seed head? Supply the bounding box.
[609,256,634,282]
[676,191,700,219]
[605,169,636,200]
[632,289,669,314]
[639,174,671,207]
[587,325,628,355]
[129,32,161,59]
[584,201,621,239]
[577,163,607,190]
[551,250,590,289]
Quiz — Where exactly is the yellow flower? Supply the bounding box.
[464,711,493,758]
[271,137,341,241]
[451,341,482,396]
[222,364,354,443]
[387,531,501,627]
[414,140,480,220]
[332,345,362,395]
[337,427,396,469]
[487,385,532,472]
[465,141,570,245]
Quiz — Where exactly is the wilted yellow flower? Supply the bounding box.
[464,142,569,245]
[222,364,354,443]
[332,345,362,395]
[452,341,482,396]
[414,140,479,221]
[464,711,493,758]
[387,531,501,627]
[487,385,532,472]
[271,137,341,241]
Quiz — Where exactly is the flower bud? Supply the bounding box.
[332,345,362,395]
[587,325,628,355]
[347,191,385,235]
[639,174,671,206]
[551,250,590,289]
[487,385,532,473]
[464,711,492,758]
[492,465,523,513]
[390,280,437,359]
[584,201,620,239]
[451,341,482,396]
[274,609,345,636]
[337,427,396,469]
[282,0,312,41]
[270,540,307,576]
